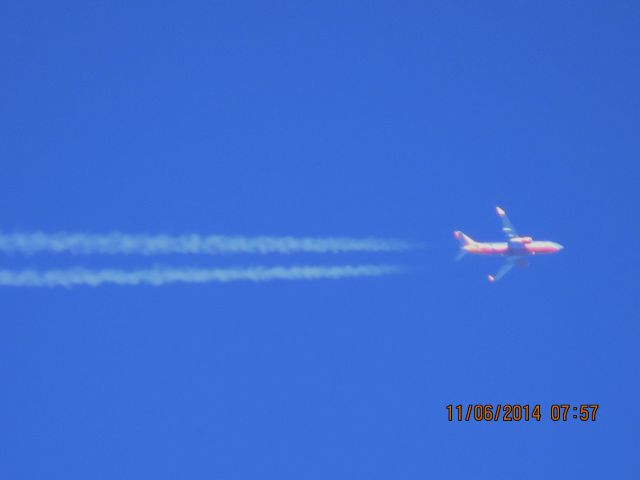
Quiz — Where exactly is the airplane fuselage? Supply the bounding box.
[464,240,563,256]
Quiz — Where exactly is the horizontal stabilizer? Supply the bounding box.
[455,249,468,262]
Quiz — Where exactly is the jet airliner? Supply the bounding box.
[454,206,563,282]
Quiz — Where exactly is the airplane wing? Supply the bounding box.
[496,206,519,239]
[488,257,516,283]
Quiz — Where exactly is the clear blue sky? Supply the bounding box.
[1,1,639,478]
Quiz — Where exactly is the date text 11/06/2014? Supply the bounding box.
[446,404,599,422]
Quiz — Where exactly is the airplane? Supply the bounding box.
[454,206,563,282]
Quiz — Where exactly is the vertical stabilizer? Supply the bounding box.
[453,231,475,247]
[453,231,475,261]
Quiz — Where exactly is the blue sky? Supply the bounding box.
[1,1,639,478]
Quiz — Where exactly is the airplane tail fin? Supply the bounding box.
[453,231,475,247]
[453,231,475,261]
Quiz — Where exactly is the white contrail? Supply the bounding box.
[0,264,406,288]
[0,233,413,256]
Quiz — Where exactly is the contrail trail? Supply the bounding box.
[0,264,406,288]
[0,233,413,256]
